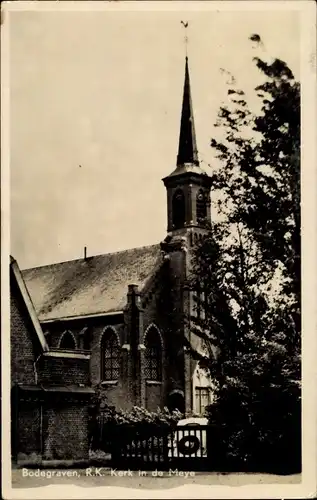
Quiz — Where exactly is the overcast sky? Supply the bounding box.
[9,4,300,269]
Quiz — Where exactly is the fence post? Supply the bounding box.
[208,424,226,472]
[162,430,170,466]
[110,425,120,466]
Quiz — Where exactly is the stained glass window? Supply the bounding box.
[144,327,162,381]
[101,329,120,381]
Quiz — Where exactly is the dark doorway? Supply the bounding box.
[167,390,185,414]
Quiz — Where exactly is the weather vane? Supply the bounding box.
[181,20,189,57]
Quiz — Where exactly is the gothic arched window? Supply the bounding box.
[172,189,185,229]
[101,329,120,381]
[196,189,207,223]
[59,331,76,350]
[193,363,213,415]
[144,327,162,382]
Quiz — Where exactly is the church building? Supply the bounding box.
[21,55,213,416]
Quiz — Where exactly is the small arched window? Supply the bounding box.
[196,189,207,223]
[59,331,76,350]
[101,329,120,381]
[144,327,162,382]
[172,189,185,229]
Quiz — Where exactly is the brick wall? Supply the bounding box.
[142,257,186,405]
[42,318,125,383]
[16,401,41,457]
[11,263,93,464]
[100,381,134,411]
[10,279,37,387]
[14,398,90,461]
[38,356,90,385]
[145,383,162,412]
[42,318,136,410]
[162,249,187,395]
[42,323,87,349]
[43,403,89,460]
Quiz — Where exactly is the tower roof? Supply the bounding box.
[163,55,210,184]
[176,56,199,167]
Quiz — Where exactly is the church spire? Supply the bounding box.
[176,56,199,167]
[162,27,212,236]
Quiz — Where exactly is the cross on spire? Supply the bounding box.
[181,20,189,57]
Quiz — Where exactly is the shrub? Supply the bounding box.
[90,405,183,452]
[205,383,301,473]
[103,406,182,426]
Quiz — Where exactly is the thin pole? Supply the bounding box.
[181,20,189,58]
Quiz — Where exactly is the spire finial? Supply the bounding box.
[181,20,189,58]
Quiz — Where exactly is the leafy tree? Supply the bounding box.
[187,36,301,473]
[210,43,300,336]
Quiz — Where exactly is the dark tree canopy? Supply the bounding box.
[187,40,301,473]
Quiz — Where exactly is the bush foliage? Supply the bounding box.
[99,405,183,427]
[89,403,183,451]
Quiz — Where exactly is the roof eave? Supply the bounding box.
[10,257,49,353]
[40,309,124,324]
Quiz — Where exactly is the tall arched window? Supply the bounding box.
[101,329,120,381]
[144,326,162,382]
[59,331,76,350]
[196,189,207,223]
[172,189,185,229]
[193,363,213,415]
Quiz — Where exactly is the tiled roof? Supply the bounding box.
[22,244,163,321]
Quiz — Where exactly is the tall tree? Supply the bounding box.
[187,36,301,472]
[210,43,300,336]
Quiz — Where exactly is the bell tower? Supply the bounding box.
[160,45,213,414]
[162,56,212,241]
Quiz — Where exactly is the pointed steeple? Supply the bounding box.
[162,49,212,236]
[176,56,199,167]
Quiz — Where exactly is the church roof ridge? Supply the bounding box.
[22,243,161,272]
